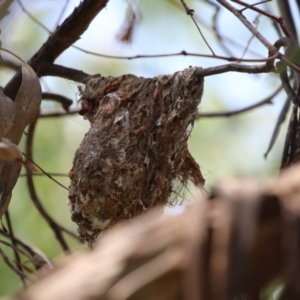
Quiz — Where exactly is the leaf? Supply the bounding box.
[116,2,140,43]
[0,88,15,138]
[0,1,14,21]
[7,62,42,143]
[0,62,41,217]
[0,138,22,163]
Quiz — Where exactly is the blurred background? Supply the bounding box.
[0,0,290,296]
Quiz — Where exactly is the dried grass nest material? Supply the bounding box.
[69,67,205,246]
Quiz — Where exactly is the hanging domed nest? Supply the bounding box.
[69,67,205,246]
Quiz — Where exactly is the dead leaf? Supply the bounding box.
[0,62,41,217]
[0,88,15,138]
[0,1,14,21]
[116,2,140,43]
[0,138,22,163]
[7,62,42,143]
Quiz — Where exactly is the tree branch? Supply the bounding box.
[39,110,79,118]
[41,63,98,83]
[264,97,290,159]
[4,211,26,285]
[24,120,77,251]
[217,0,277,53]
[42,92,73,111]
[0,59,20,71]
[4,0,109,98]
[197,85,282,118]
[194,59,276,77]
[232,0,291,38]
[29,0,109,66]
[276,1,297,41]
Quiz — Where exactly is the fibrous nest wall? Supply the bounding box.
[69,67,205,246]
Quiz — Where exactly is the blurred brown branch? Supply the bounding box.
[5,165,300,300]
[24,120,79,250]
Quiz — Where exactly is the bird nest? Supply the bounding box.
[69,67,205,246]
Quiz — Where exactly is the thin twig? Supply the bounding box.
[4,211,26,285]
[238,0,271,13]
[232,0,291,38]
[194,58,276,77]
[41,63,97,83]
[5,0,281,67]
[0,59,20,70]
[264,97,290,159]
[204,0,233,56]
[197,85,282,118]
[14,0,270,66]
[0,229,53,269]
[175,0,263,58]
[0,243,35,275]
[0,47,25,63]
[281,106,298,168]
[22,154,69,191]
[217,0,276,53]
[0,247,32,282]
[0,239,35,264]
[240,16,260,60]
[180,0,215,55]
[42,92,73,112]
[276,1,300,87]
[19,173,69,177]
[43,54,279,84]
[54,0,70,28]
[24,119,77,251]
[272,0,296,39]
[39,110,79,118]
[44,50,278,63]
